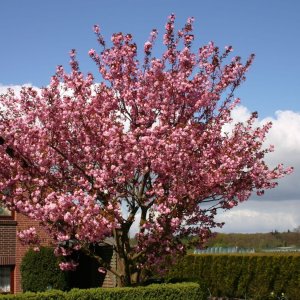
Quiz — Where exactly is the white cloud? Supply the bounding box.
[0,83,36,95]
[262,110,300,166]
[218,105,300,232]
[223,105,300,201]
[259,110,300,201]
[216,199,300,233]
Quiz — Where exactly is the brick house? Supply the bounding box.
[0,206,52,294]
[0,205,117,294]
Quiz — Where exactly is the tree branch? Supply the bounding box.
[49,144,93,184]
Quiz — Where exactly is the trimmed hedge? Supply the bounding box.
[0,290,66,300]
[0,283,208,300]
[167,254,300,300]
[20,247,69,292]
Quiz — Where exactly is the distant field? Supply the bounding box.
[205,231,300,250]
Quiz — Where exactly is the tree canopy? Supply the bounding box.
[0,15,292,286]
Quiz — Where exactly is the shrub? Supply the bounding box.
[20,247,69,292]
[0,283,207,300]
[167,254,300,300]
[0,290,66,300]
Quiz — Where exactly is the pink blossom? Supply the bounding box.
[59,261,79,271]
[98,267,106,274]
[144,41,152,54]
[88,49,96,57]
[18,227,40,246]
[93,25,100,34]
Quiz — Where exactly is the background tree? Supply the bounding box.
[0,15,292,286]
[293,225,300,233]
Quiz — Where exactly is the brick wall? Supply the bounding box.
[14,213,52,293]
[102,250,117,288]
[0,219,17,265]
[2,212,116,293]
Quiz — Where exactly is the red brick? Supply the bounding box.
[0,213,51,294]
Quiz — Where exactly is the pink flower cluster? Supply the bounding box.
[59,260,79,271]
[18,227,40,247]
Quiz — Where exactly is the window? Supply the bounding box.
[0,205,12,217]
[0,194,13,217]
[0,189,13,218]
[0,266,13,294]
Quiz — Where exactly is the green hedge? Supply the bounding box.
[20,247,69,292]
[167,254,300,300]
[0,283,208,300]
[0,290,66,300]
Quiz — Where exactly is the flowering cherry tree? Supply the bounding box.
[0,15,292,286]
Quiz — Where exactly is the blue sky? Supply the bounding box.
[1,0,300,233]
[1,0,300,117]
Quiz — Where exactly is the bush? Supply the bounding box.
[0,283,208,300]
[0,290,66,300]
[167,253,300,300]
[20,247,69,292]
[68,283,208,300]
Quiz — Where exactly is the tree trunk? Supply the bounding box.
[114,228,132,287]
[116,254,132,286]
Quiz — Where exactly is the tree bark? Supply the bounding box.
[113,228,132,287]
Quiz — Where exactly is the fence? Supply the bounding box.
[194,246,255,254]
